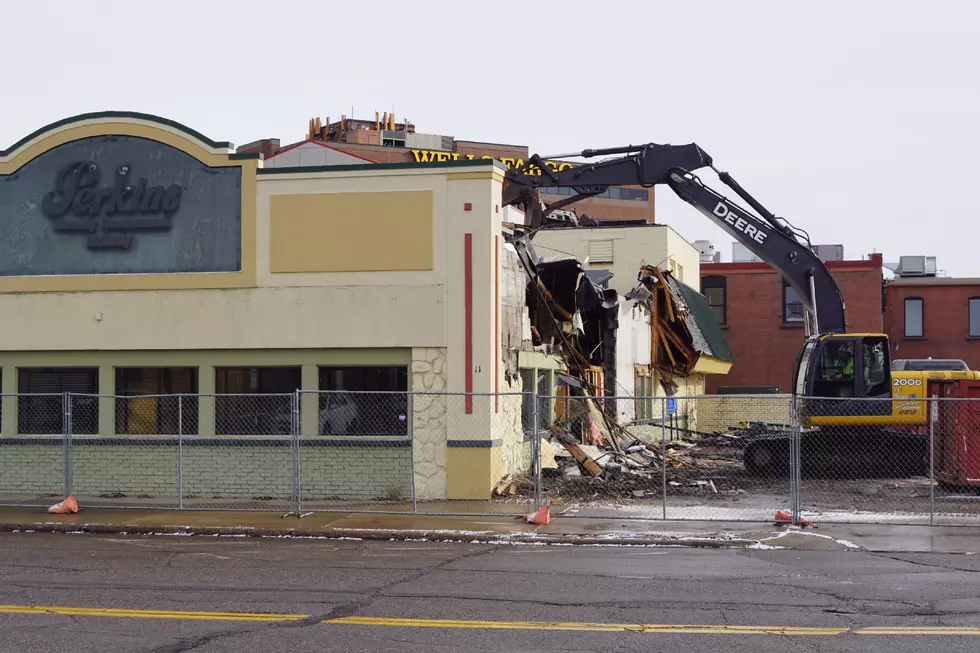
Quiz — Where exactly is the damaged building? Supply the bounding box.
[500,217,735,451]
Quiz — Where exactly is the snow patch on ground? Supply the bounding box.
[759,528,862,550]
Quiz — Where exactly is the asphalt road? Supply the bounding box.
[2,532,980,652]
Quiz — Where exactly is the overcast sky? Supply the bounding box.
[4,1,977,275]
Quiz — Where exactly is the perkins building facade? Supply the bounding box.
[0,111,527,503]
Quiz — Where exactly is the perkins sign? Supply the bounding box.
[41,161,183,250]
[410,149,574,175]
[0,133,242,277]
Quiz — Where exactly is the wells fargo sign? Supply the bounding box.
[410,149,574,175]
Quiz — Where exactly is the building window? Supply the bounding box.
[539,186,649,201]
[214,366,301,435]
[521,368,556,434]
[115,367,199,435]
[904,297,924,337]
[970,298,980,337]
[701,276,727,325]
[783,281,805,323]
[318,366,408,436]
[18,367,99,435]
[634,369,655,420]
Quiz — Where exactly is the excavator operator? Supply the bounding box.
[839,346,855,379]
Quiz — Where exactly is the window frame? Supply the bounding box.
[782,280,806,325]
[700,276,727,326]
[17,366,100,435]
[904,297,924,338]
[317,365,409,437]
[213,365,302,436]
[519,366,554,437]
[970,297,980,338]
[114,366,199,436]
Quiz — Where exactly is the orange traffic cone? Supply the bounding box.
[523,504,551,525]
[774,509,812,527]
[47,495,79,514]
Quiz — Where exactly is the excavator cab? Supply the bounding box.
[794,334,894,423]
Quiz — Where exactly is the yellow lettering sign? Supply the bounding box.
[410,149,574,175]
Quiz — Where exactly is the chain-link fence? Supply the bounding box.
[2,391,980,526]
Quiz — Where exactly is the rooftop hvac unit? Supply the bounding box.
[693,239,717,263]
[732,242,762,263]
[812,244,844,262]
[897,255,938,277]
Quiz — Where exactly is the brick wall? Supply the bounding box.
[542,192,655,222]
[453,141,528,160]
[701,255,885,393]
[884,281,980,368]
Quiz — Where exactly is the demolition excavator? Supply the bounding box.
[502,142,960,477]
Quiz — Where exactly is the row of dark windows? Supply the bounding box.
[701,276,980,340]
[539,186,649,201]
[700,276,804,327]
[6,365,408,436]
[904,297,980,338]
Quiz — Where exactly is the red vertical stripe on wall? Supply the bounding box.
[495,235,500,412]
[464,233,473,413]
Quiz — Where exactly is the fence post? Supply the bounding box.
[661,397,667,521]
[531,386,541,512]
[408,391,418,514]
[789,395,802,526]
[178,395,184,510]
[291,390,301,514]
[929,396,936,527]
[63,392,73,497]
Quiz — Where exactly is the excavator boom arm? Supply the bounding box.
[503,142,847,334]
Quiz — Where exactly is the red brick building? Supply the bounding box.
[237,113,656,223]
[699,254,886,393]
[884,276,980,369]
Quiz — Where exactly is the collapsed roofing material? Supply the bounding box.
[635,265,735,381]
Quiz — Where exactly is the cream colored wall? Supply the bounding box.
[665,229,701,286]
[530,224,699,294]
[0,165,504,361]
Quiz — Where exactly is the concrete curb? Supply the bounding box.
[0,521,762,548]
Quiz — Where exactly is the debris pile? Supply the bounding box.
[530,392,747,500]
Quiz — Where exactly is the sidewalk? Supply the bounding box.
[0,505,978,553]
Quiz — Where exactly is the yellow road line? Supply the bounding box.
[324,616,848,635]
[0,604,308,622]
[856,627,980,636]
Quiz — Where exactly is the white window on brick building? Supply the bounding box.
[905,297,924,338]
[970,297,980,337]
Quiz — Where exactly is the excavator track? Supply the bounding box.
[743,427,928,478]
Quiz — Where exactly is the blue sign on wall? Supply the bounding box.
[0,134,242,277]
[666,397,677,415]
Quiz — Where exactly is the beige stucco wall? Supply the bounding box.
[695,394,793,435]
[530,223,700,294]
[0,113,519,502]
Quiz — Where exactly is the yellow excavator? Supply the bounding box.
[502,142,977,476]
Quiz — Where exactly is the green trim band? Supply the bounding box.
[0,437,410,448]
[0,111,235,157]
[446,439,503,448]
[257,158,507,176]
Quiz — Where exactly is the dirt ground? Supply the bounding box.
[518,441,980,524]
